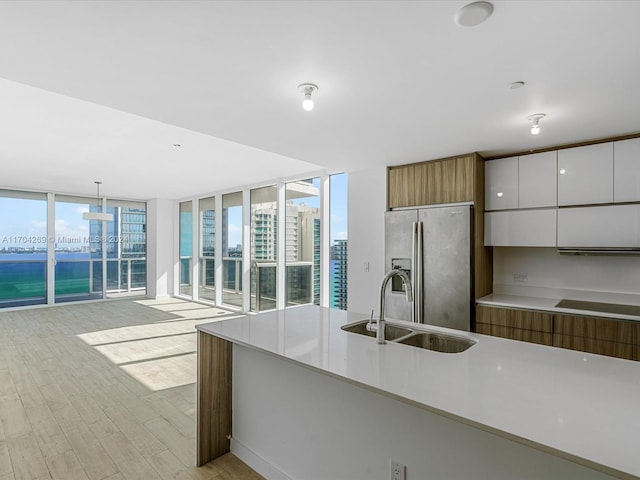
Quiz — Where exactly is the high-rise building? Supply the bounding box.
[283,202,319,306]
[331,239,348,310]
[89,205,147,292]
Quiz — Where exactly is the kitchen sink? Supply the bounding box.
[341,320,413,341]
[397,332,476,353]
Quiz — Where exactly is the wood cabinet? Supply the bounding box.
[557,204,640,248]
[614,137,640,203]
[553,314,636,360]
[557,143,614,206]
[476,305,639,361]
[476,305,553,346]
[388,154,476,208]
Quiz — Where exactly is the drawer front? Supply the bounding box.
[476,323,553,346]
[476,306,553,332]
[553,334,635,360]
[554,314,635,343]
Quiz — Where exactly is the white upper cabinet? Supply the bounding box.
[614,137,640,203]
[518,151,557,208]
[557,143,614,206]
[557,205,640,248]
[485,210,557,247]
[485,157,518,211]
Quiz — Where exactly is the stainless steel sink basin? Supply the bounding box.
[397,332,475,353]
[341,320,413,341]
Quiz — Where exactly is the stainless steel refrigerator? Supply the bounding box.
[384,204,473,331]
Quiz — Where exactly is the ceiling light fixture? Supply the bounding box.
[527,113,546,135]
[298,83,318,111]
[454,1,494,27]
[82,181,114,222]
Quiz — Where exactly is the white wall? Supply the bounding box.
[146,198,175,298]
[347,167,386,315]
[494,247,640,301]
[231,345,616,480]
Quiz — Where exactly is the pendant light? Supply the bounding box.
[82,181,113,221]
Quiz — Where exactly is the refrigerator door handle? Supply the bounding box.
[411,222,417,323]
[416,221,423,324]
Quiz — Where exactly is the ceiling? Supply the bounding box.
[1,1,639,200]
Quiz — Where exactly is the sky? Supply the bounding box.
[0,197,95,250]
[2,172,348,254]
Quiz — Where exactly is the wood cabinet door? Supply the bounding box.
[388,164,415,208]
[553,314,637,361]
[475,306,553,345]
[388,155,474,208]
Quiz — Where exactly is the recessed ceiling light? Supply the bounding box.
[509,81,525,89]
[454,1,494,27]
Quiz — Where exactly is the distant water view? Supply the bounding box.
[0,252,145,303]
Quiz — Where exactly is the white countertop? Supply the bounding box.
[197,305,640,480]
[477,292,640,322]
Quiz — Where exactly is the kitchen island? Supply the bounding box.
[196,305,639,480]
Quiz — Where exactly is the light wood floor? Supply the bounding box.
[0,298,265,480]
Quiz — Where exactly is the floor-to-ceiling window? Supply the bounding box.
[250,186,277,312]
[222,192,243,308]
[330,173,348,310]
[105,200,147,297]
[54,196,103,303]
[285,178,320,306]
[181,173,347,313]
[0,189,146,309]
[199,196,215,303]
[0,190,48,308]
[179,201,193,298]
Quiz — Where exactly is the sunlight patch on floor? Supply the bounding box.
[120,352,197,391]
[75,298,242,391]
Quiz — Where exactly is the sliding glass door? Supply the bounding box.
[199,197,216,303]
[54,196,103,303]
[0,190,48,308]
[106,200,147,297]
[179,201,193,298]
[285,178,320,306]
[250,186,277,311]
[222,192,243,308]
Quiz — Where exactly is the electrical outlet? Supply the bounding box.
[513,273,528,283]
[390,460,405,480]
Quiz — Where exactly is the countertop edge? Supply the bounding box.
[476,294,640,322]
[196,322,637,480]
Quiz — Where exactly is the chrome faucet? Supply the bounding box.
[376,269,413,345]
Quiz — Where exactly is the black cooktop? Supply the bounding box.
[555,299,640,317]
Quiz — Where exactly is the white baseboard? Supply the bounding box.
[231,438,293,480]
